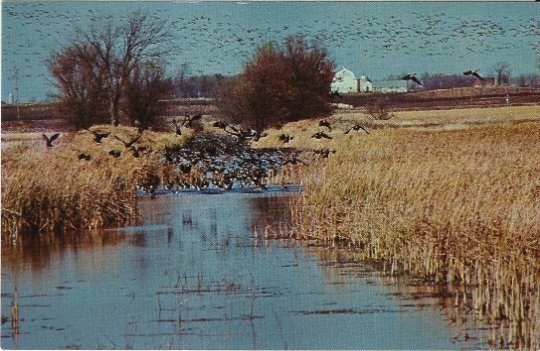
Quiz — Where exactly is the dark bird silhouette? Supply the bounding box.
[114,133,142,148]
[319,119,332,131]
[92,131,110,143]
[463,69,484,80]
[224,125,248,141]
[225,124,240,134]
[312,131,333,140]
[129,145,146,158]
[179,163,192,174]
[172,119,182,135]
[42,133,60,148]
[279,133,294,143]
[314,148,336,158]
[212,120,228,129]
[182,114,203,127]
[78,152,91,161]
[345,124,370,134]
[108,149,121,158]
[251,131,268,142]
[401,73,422,85]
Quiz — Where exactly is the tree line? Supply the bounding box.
[49,11,335,131]
[49,11,538,132]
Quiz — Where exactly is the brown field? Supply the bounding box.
[340,86,540,111]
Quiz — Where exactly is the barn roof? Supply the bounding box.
[334,67,357,80]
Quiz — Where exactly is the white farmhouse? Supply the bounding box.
[331,67,358,93]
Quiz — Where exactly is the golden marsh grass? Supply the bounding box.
[1,125,191,242]
[287,120,539,348]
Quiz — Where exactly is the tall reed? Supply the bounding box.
[291,122,540,348]
[1,126,190,243]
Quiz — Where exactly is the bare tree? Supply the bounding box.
[48,44,109,129]
[123,61,173,130]
[492,62,511,86]
[514,73,540,88]
[52,11,171,126]
[173,62,190,98]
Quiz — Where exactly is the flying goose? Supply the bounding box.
[182,114,203,127]
[311,131,332,140]
[212,120,228,129]
[401,73,422,85]
[42,133,60,148]
[319,119,332,131]
[108,149,121,158]
[463,69,484,80]
[345,124,370,134]
[78,152,91,161]
[92,131,110,143]
[114,133,142,149]
[279,134,294,143]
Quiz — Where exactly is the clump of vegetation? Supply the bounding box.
[1,126,191,243]
[290,122,540,348]
[216,35,335,131]
[123,61,173,130]
[365,95,393,120]
[48,11,172,129]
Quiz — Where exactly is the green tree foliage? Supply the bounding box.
[217,36,335,131]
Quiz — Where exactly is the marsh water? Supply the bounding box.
[1,190,484,349]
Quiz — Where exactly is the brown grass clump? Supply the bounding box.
[1,125,191,243]
[290,122,540,348]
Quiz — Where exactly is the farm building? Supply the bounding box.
[358,76,373,92]
[331,68,373,94]
[373,80,408,93]
[331,67,358,93]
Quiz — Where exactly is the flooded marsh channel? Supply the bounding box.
[1,191,489,349]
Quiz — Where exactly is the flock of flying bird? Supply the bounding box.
[400,69,485,86]
[4,2,539,102]
[40,113,371,193]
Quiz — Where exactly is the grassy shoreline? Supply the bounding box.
[1,125,191,243]
[2,105,539,347]
[287,120,539,348]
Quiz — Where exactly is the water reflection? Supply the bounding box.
[2,192,475,349]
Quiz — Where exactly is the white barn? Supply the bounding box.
[331,67,358,93]
[358,76,373,93]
